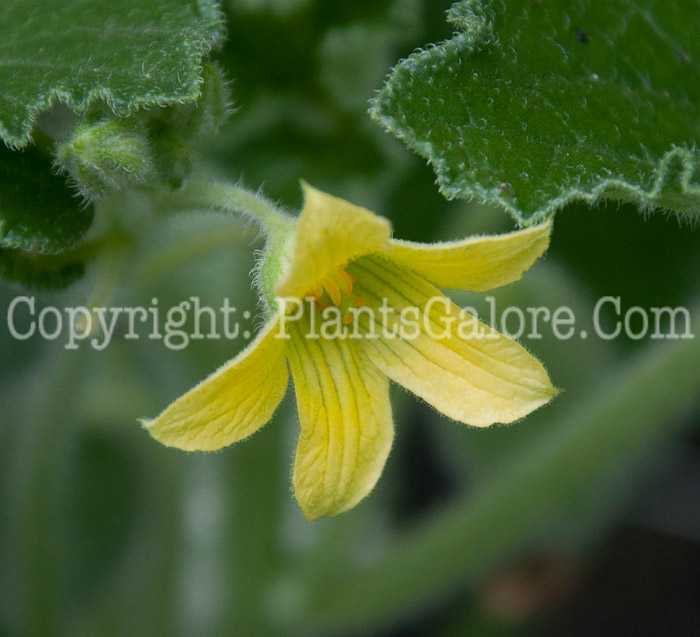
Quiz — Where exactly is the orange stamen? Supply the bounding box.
[337,269,354,296]
[307,285,323,301]
[322,278,341,306]
[303,265,364,324]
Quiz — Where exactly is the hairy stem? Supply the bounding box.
[158,180,295,237]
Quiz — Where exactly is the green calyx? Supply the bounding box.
[256,224,296,316]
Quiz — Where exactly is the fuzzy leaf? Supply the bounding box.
[0,144,93,253]
[371,0,700,222]
[0,0,224,148]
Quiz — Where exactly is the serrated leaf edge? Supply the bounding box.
[0,0,226,149]
[371,0,700,223]
[441,145,700,224]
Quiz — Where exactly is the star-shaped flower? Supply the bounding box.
[144,184,556,519]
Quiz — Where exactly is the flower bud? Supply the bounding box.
[55,118,154,200]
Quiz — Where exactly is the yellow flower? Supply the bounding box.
[144,184,556,520]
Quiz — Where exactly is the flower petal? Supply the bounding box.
[387,221,551,292]
[143,317,289,451]
[275,183,391,300]
[351,256,556,426]
[287,319,394,520]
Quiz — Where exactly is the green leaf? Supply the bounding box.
[371,0,700,222]
[0,0,224,148]
[0,144,93,253]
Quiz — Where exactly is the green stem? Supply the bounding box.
[155,180,296,311]
[306,306,700,632]
[158,180,295,238]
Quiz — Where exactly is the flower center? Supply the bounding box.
[306,264,366,324]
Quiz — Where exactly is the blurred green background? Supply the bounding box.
[1,1,700,635]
